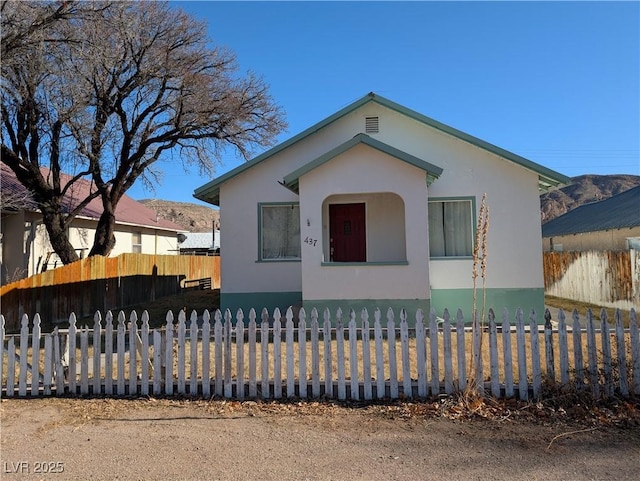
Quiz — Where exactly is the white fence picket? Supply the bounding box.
[7,337,15,397]
[544,310,555,382]
[129,312,139,396]
[104,311,114,395]
[214,310,223,397]
[400,310,411,398]
[600,310,613,397]
[18,314,28,397]
[298,308,307,399]
[442,309,453,396]
[93,312,102,395]
[224,310,233,398]
[260,309,270,399]
[153,329,162,395]
[516,308,528,401]
[31,314,42,397]
[323,308,333,399]
[529,311,541,399]
[141,312,150,397]
[273,309,282,399]
[80,326,89,395]
[190,311,199,396]
[502,308,513,398]
[415,310,427,398]
[165,311,175,396]
[374,309,384,399]
[248,309,257,398]
[286,308,295,398]
[336,309,346,401]
[429,309,439,396]
[558,310,570,387]
[615,310,628,397]
[456,309,466,391]
[311,309,321,398]
[116,312,126,396]
[387,308,398,399]
[361,309,372,400]
[586,309,600,397]
[488,309,499,397]
[236,313,245,400]
[54,327,64,394]
[349,310,359,400]
[572,310,585,390]
[43,333,53,396]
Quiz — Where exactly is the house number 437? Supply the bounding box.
[304,237,318,247]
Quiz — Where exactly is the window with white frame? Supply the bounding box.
[260,203,301,260]
[428,198,474,257]
[132,231,142,253]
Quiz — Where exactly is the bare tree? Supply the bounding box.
[1,1,286,263]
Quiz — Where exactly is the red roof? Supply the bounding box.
[1,163,185,232]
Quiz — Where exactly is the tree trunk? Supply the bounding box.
[89,209,117,257]
[41,209,80,265]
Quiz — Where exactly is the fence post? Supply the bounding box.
[104,311,114,395]
[387,308,398,399]
[323,308,333,399]
[93,312,102,396]
[400,309,411,399]
[260,308,270,399]
[236,310,245,400]
[201,310,212,398]
[190,310,199,396]
[373,308,384,399]
[336,308,346,400]
[429,309,439,397]
[298,308,307,399]
[285,308,295,398]
[273,308,282,399]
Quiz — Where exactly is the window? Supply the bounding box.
[132,231,142,253]
[428,199,473,257]
[260,204,301,260]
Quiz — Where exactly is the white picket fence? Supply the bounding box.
[1,307,639,400]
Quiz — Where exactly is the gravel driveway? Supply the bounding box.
[1,397,639,481]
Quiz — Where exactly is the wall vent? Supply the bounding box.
[365,116,379,133]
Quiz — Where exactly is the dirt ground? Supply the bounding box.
[1,397,639,481]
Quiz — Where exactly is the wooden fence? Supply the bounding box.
[2,306,639,401]
[543,250,638,309]
[0,254,220,331]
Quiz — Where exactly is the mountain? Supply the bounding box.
[138,199,220,232]
[540,174,640,223]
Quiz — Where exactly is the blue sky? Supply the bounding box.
[129,1,640,204]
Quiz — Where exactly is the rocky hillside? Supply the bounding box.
[138,199,219,232]
[139,175,640,231]
[540,174,640,223]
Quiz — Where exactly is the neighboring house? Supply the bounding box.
[542,185,640,252]
[0,163,186,283]
[178,231,221,255]
[194,92,569,318]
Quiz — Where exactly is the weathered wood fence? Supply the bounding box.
[0,254,220,331]
[2,306,639,401]
[543,250,639,310]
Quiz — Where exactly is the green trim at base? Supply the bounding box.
[430,288,545,323]
[220,291,302,317]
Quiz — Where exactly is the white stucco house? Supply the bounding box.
[1,163,186,283]
[194,92,569,318]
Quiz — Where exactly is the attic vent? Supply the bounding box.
[365,116,379,133]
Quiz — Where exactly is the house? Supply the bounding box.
[194,92,569,319]
[542,185,640,252]
[178,231,221,256]
[0,163,186,283]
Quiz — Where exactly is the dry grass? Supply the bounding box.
[545,295,633,325]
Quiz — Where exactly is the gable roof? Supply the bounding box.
[1,163,185,233]
[281,133,443,194]
[542,185,640,237]
[194,92,570,205]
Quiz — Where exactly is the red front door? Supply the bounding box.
[329,203,366,262]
